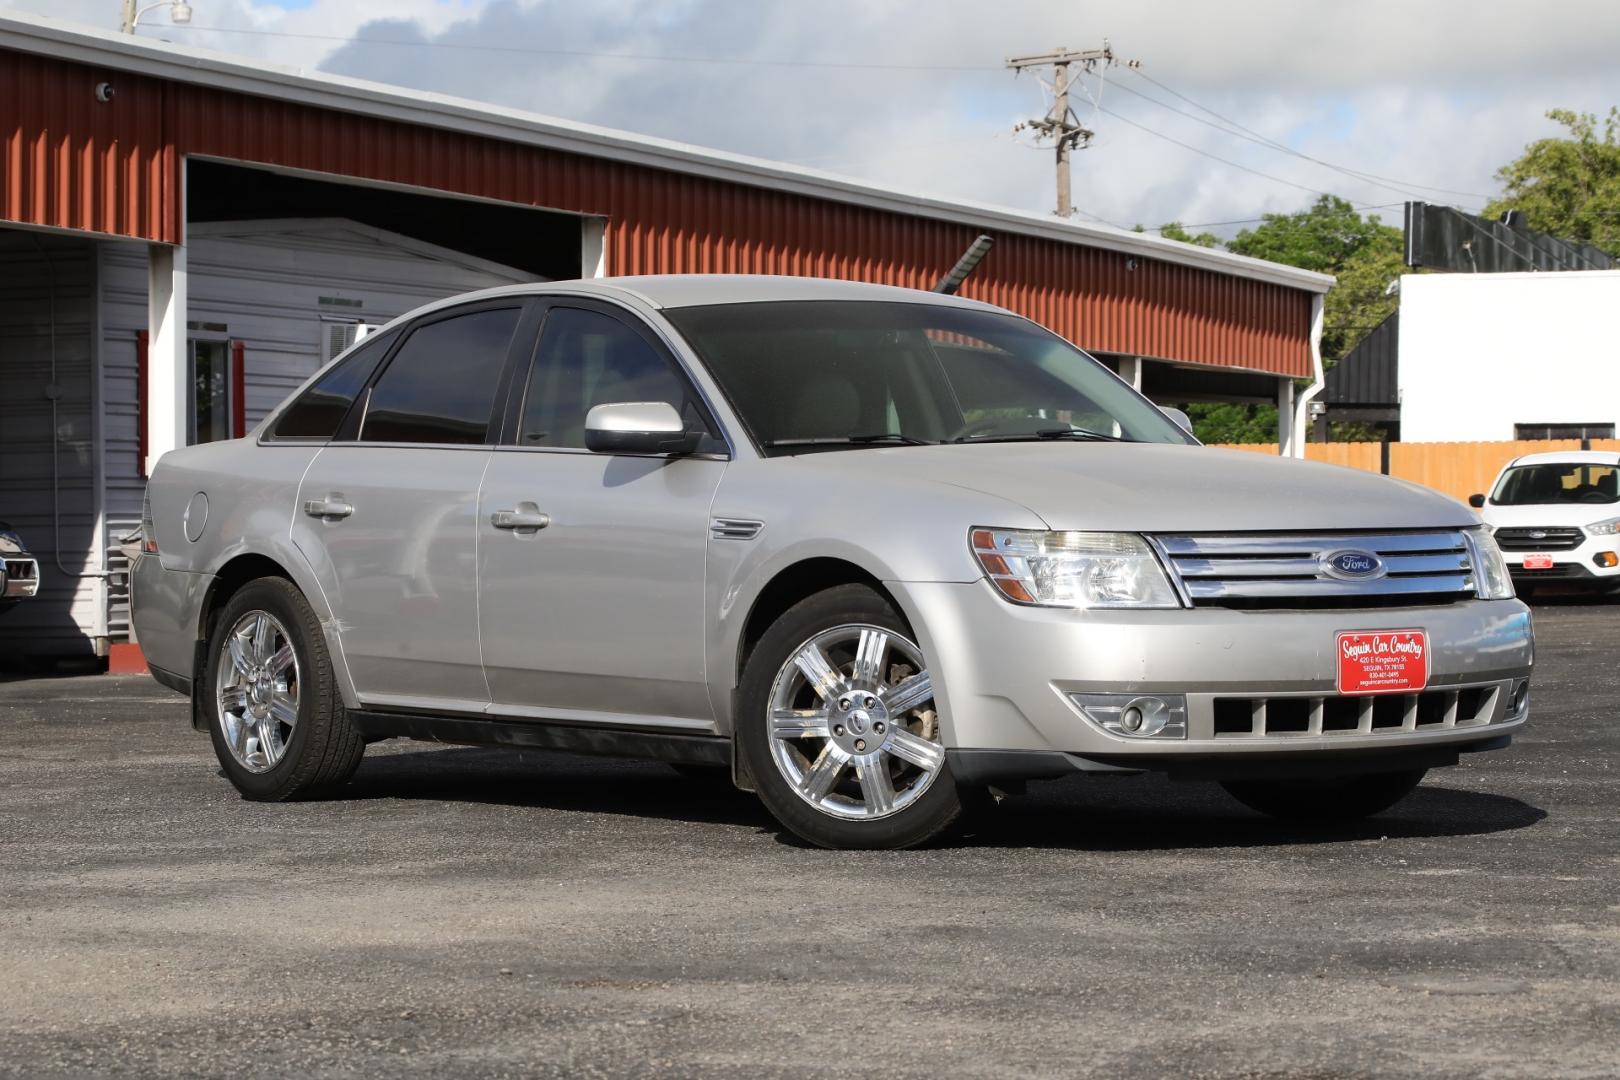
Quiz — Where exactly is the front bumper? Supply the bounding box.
[1502,532,1620,588]
[902,579,1533,763]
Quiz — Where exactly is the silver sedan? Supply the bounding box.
[132,276,1532,849]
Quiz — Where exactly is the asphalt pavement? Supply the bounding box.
[1,602,1616,1079]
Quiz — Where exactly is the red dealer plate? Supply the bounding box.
[1522,553,1555,570]
[1336,629,1430,695]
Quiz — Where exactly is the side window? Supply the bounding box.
[271,328,398,440]
[519,308,697,449]
[361,308,520,445]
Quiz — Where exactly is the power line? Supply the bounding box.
[1147,202,1405,232]
[1125,69,1495,202]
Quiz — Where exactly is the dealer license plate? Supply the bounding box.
[1336,629,1430,695]
[1521,553,1555,570]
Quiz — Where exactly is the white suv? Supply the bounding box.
[1472,450,1620,596]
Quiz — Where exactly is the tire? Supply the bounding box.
[202,576,364,801]
[737,584,968,850]
[1220,768,1428,821]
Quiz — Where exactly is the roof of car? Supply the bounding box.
[401,275,1005,322]
[588,275,1004,310]
[1508,449,1620,467]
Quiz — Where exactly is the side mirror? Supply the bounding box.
[1468,494,1487,509]
[1160,406,1194,435]
[584,401,701,455]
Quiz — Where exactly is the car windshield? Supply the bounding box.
[1491,462,1620,505]
[662,300,1196,455]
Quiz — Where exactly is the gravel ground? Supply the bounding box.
[1,602,1616,1079]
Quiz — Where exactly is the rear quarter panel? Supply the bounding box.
[139,440,352,696]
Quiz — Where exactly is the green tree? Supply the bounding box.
[1158,221,1220,248]
[1482,107,1620,256]
[1225,195,1403,366]
[1181,402,1279,444]
[1225,194,1394,274]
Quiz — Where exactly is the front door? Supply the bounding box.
[477,302,726,727]
[292,301,526,712]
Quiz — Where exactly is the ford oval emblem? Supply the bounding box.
[1321,549,1386,580]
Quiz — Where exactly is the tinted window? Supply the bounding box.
[1491,462,1619,505]
[271,328,397,439]
[664,301,1192,454]
[361,308,520,445]
[519,308,698,449]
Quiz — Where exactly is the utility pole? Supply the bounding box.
[120,0,138,33]
[1006,44,1117,218]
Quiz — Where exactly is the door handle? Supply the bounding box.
[302,496,354,520]
[490,505,551,533]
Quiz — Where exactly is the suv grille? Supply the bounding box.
[1212,686,1498,738]
[1151,531,1476,608]
[1492,526,1583,552]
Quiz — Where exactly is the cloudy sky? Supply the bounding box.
[6,0,1617,239]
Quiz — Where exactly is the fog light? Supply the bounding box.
[1508,679,1530,720]
[1071,693,1187,739]
[1595,551,1617,568]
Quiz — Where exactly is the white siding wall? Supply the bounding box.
[88,220,528,653]
[0,231,105,655]
[1398,271,1620,442]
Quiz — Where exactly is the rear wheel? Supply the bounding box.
[203,577,364,800]
[1220,768,1427,821]
[737,584,967,850]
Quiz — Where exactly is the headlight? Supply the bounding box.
[1464,525,1514,600]
[970,528,1182,608]
[1585,516,1620,536]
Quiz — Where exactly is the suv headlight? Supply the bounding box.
[970,529,1182,608]
[1464,525,1514,600]
[1585,516,1620,536]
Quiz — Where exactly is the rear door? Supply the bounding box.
[292,300,529,713]
[476,300,728,727]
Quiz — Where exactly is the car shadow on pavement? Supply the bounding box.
[330,746,775,829]
[328,745,1546,851]
[954,775,1547,852]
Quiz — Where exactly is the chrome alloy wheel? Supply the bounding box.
[766,623,944,820]
[215,610,301,774]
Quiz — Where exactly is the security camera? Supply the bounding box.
[94,82,115,103]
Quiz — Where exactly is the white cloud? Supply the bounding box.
[3,0,1615,237]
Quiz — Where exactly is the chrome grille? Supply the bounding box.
[1493,526,1583,552]
[1152,531,1476,608]
[1211,686,1499,738]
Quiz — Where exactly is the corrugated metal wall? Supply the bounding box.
[1,50,1313,377]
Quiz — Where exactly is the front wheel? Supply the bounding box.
[1220,768,1427,821]
[737,585,968,850]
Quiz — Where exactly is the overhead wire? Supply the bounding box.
[1123,69,1496,202]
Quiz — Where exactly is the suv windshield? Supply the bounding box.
[1491,462,1620,505]
[663,300,1195,454]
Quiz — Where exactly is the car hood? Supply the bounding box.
[1481,502,1620,528]
[780,443,1475,533]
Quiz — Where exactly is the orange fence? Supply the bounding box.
[1209,440,1620,503]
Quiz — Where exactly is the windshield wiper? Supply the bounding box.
[761,433,936,449]
[953,427,1126,444]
